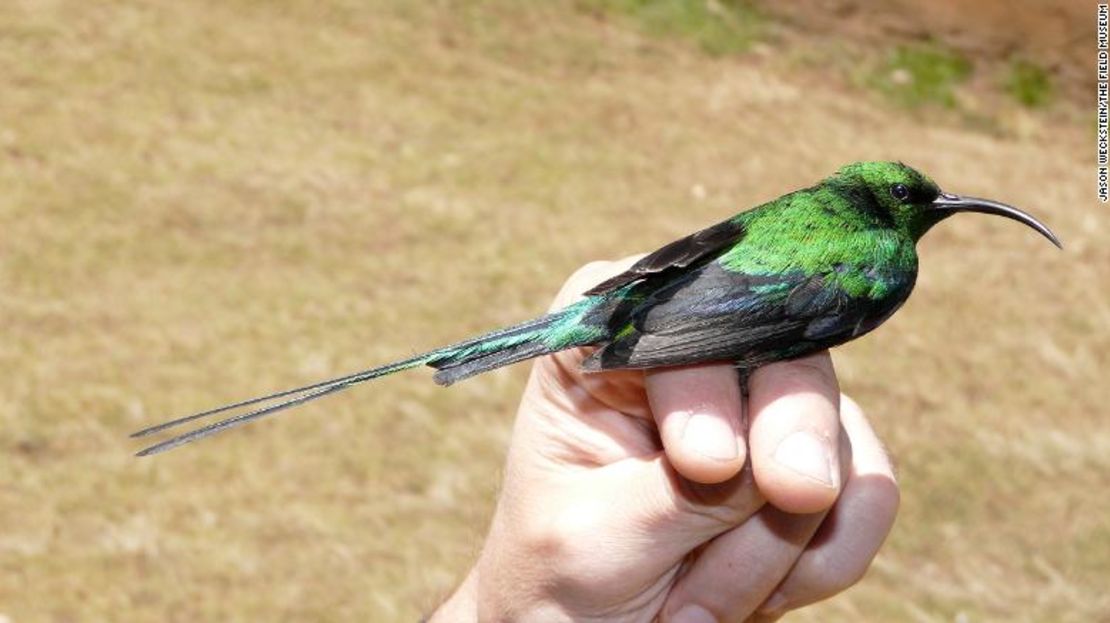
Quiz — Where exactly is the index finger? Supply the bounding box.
[747,351,842,514]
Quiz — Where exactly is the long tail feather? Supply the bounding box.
[130,356,429,439]
[132,354,432,456]
[136,383,351,456]
[131,301,604,456]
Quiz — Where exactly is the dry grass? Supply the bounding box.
[0,1,1104,621]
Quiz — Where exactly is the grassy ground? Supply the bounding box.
[0,1,1104,621]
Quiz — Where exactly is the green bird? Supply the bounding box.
[132,161,1060,456]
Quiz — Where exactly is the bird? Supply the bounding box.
[132,161,1061,456]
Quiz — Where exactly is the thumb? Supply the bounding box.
[563,451,765,574]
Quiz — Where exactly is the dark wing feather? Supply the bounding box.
[583,217,745,296]
[583,261,886,371]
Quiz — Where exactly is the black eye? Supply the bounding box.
[890,183,911,202]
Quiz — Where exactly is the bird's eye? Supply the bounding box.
[890,183,911,202]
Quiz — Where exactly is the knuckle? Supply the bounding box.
[671,468,762,527]
[781,357,839,396]
[869,477,901,527]
[677,494,747,527]
[810,549,871,594]
[803,555,870,595]
[753,359,841,418]
[780,545,872,601]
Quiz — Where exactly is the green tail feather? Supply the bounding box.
[431,341,552,386]
[132,298,607,455]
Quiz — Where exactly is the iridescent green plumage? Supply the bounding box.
[133,161,1060,455]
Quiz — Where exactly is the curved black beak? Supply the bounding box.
[931,193,1062,249]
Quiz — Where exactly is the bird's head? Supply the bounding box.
[834,161,1061,248]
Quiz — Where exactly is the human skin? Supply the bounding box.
[429,258,900,622]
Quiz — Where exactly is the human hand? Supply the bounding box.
[430,258,899,622]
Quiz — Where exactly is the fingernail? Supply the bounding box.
[773,431,835,487]
[682,412,738,461]
[671,604,717,623]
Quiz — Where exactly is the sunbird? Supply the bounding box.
[133,161,1060,456]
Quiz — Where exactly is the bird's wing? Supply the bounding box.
[583,217,746,296]
[582,260,878,371]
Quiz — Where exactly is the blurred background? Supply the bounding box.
[0,1,1103,621]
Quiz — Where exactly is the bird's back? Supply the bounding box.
[582,188,920,371]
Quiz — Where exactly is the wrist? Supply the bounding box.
[427,567,479,623]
